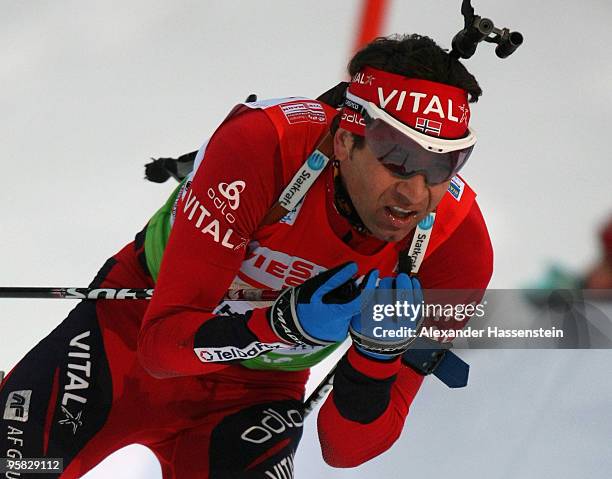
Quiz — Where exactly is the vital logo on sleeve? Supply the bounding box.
[182,186,248,250]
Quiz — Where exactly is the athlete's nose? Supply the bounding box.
[394,173,429,205]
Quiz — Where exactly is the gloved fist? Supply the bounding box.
[268,262,376,347]
[350,272,424,360]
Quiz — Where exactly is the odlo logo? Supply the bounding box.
[217,180,246,210]
[241,408,303,444]
[3,390,32,422]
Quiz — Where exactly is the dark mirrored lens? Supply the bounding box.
[366,119,474,185]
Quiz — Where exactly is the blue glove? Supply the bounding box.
[269,262,377,347]
[350,272,424,360]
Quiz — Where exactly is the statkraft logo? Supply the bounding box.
[306,151,326,171]
[418,213,435,230]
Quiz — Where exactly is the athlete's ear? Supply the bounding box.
[333,128,354,162]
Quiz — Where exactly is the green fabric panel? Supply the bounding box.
[144,181,184,282]
[240,342,342,371]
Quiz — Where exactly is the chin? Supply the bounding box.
[387,232,411,243]
[371,228,410,243]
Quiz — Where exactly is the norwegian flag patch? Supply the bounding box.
[415,117,442,137]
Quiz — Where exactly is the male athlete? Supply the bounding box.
[0,35,492,478]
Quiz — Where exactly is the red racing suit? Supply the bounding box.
[0,97,492,478]
[139,97,493,466]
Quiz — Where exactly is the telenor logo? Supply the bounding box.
[418,213,435,230]
[194,341,283,363]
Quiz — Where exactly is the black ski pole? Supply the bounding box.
[0,286,281,302]
[303,363,337,417]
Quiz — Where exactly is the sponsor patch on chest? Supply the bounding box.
[241,246,325,290]
[448,176,465,201]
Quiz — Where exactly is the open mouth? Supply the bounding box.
[384,206,418,226]
[386,205,416,219]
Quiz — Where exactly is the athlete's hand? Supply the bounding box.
[350,272,424,360]
[268,263,376,347]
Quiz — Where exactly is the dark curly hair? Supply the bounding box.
[349,34,482,102]
[326,34,483,148]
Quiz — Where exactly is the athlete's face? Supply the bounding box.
[334,129,450,243]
